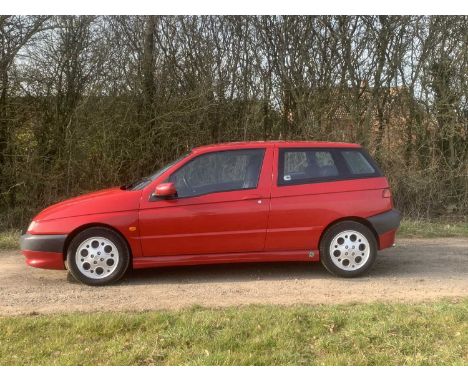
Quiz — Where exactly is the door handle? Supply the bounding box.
[241,195,263,201]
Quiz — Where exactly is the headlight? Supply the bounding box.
[27,220,38,233]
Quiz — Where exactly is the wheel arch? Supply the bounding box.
[63,223,132,262]
[319,216,380,249]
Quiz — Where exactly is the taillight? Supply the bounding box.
[382,189,391,198]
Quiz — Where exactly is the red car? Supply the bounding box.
[20,141,400,285]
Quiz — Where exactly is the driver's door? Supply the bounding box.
[138,147,273,257]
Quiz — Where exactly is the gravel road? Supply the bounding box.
[1,238,467,315]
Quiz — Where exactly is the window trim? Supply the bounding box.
[160,148,266,199]
[277,147,382,187]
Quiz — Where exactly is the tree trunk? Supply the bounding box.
[142,16,156,130]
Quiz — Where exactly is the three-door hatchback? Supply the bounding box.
[21,141,400,285]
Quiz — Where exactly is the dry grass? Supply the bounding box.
[398,219,468,238]
[0,229,20,250]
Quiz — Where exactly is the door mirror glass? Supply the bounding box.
[154,182,177,198]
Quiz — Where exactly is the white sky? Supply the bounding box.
[1,0,467,15]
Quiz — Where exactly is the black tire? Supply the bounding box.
[66,227,130,286]
[320,221,377,278]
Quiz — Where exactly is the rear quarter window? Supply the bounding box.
[278,147,382,186]
[340,150,376,175]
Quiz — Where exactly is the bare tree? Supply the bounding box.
[1,15,467,227]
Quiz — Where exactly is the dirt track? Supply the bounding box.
[0,238,467,315]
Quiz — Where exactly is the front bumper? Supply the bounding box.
[20,234,67,270]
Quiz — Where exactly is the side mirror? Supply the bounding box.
[153,182,177,198]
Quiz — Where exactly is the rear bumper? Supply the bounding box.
[20,234,66,270]
[368,209,401,235]
[368,209,401,250]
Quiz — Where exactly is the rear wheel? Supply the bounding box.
[66,227,130,286]
[320,221,377,278]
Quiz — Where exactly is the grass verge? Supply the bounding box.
[0,300,466,365]
[398,219,468,238]
[0,229,20,250]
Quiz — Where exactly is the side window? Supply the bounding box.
[168,149,265,197]
[341,150,376,175]
[279,149,339,185]
[283,151,308,180]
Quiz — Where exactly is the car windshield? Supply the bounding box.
[121,152,190,191]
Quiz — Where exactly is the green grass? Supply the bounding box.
[399,219,468,238]
[0,229,20,250]
[0,300,466,365]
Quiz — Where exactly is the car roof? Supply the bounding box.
[192,140,361,153]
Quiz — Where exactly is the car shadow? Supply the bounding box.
[120,261,329,285]
[115,244,467,286]
[118,251,409,285]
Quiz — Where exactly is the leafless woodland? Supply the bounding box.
[0,16,467,228]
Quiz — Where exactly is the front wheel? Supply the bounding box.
[320,221,377,278]
[66,227,130,286]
